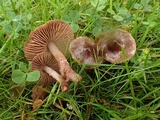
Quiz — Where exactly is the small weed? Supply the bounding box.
[62,10,81,33]
[11,62,40,85]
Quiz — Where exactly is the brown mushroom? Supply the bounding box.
[96,29,136,63]
[31,85,48,100]
[31,52,68,92]
[69,37,103,69]
[24,20,81,83]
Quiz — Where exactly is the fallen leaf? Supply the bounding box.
[32,99,43,110]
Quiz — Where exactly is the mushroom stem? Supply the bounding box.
[48,42,81,83]
[43,66,68,92]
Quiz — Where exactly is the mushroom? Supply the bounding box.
[69,37,103,69]
[31,52,68,92]
[31,85,48,100]
[23,20,81,83]
[96,29,136,63]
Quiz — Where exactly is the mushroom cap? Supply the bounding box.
[24,20,74,61]
[31,52,59,87]
[69,37,103,69]
[96,29,136,63]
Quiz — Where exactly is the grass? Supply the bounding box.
[0,0,160,119]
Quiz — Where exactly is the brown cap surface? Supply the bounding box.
[69,37,102,69]
[96,29,136,63]
[24,20,74,61]
[31,52,59,87]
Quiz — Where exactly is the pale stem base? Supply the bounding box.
[43,66,68,92]
[48,42,82,83]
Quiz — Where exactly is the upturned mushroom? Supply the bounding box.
[24,20,81,83]
[69,37,103,69]
[96,29,136,63]
[31,52,68,92]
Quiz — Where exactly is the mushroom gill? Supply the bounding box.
[24,20,74,61]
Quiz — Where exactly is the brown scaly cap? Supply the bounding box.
[24,20,74,61]
[69,37,103,69]
[96,29,136,63]
[31,52,59,87]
